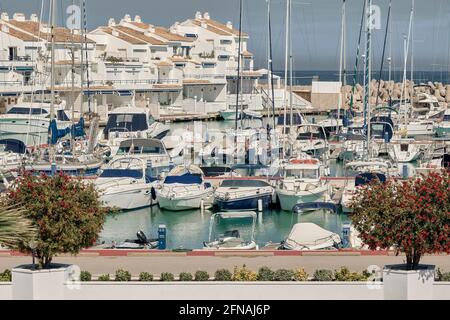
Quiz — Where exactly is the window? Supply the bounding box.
[220,39,232,45]
[185,33,198,39]
[400,144,409,152]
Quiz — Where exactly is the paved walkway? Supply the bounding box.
[1,254,449,276]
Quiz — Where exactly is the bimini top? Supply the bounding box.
[219,179,271,188]
[99,168,143,179]
[117,138,166,154]
[163,173,202,184]
[355,172,386,187]
[277,113,303,126]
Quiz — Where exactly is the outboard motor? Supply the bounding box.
[136,230,149,244]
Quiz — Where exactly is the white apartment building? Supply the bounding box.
[0,11,269,117]
[173,12,264,111]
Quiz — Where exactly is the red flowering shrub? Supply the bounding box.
[349,170,450,270]
[7,171,108,268]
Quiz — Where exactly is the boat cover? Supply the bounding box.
[355,172,386,187]
[219,179,271,188]
[284,223,341,250]
[100,169,143,179]
[164,173,202,184]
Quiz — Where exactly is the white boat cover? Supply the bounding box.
[284,223,341,250]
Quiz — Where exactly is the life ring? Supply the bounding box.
[74,141,83,152]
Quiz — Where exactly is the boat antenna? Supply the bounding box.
[338,0,346,133]
[267,0,276,130]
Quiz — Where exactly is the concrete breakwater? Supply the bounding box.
[341,80,450,109]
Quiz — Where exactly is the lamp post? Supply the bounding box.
[29,240,37,270]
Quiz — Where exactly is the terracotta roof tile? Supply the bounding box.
[102,27,146,45]
[113,26,166,45]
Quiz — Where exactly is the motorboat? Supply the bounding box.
[99,106,170,157]
[213,179,274,211]
[96,231,158,249]
[281,222,341,250]
[276,157,331,211]
[95,157,158,210]
[156,165,213,211]
[436,109,450,137]
[0,100,72,147]
[202,211,258,250]
[388,138,422,163]
[292,124,329,159]
[110,138,172,180]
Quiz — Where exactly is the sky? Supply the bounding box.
[1,0,450,72]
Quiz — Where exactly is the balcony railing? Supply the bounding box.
[183,74,225,80]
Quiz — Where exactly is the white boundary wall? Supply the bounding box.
[1,281,450,300]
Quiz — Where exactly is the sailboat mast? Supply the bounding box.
[79,0,84,115]
[282,0,289,156]
[267,0,276,130]
[338,0,346,133]
[49,0,56,123]
[289,0,293,137]
[364,0,372,160]
[234,0,243,131]
[410,0,415,99]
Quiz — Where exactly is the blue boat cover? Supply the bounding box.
[71,117,85,138]
[48,119,70,145]
[220,179,271,188]
[355,172,386,187]
[164,173,202,184]
[100,169,143,179]
[277,113,302,126]
[0,139,26,154]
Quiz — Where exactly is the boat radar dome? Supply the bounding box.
[108,18,116,27]
[203,12,210,20]
[134,15,141,23]
[195,11,202,19]
[226,21,232,29]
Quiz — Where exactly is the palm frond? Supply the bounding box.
[0,205,36,248]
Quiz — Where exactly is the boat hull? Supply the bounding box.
[276,185,329,212]
[157,191,212,211]
[101,185,156,210]
[214,194,272,211]
[220,110,240,121]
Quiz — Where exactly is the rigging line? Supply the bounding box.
[375,0,391,107]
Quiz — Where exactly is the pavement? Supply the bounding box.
[1,253,449,276]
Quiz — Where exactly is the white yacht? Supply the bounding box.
[388,138,422,163]
[436,109,450,137]
[156,165,213,211]
[95,157,157,210]
[0,101,72,147]
[99,106,170,157]
[276,157,331,212]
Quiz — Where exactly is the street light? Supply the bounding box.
[29,240,37,270]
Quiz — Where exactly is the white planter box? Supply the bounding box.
[383,264,435,300]
[12,264,73,300]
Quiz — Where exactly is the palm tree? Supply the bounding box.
[0,205,36,248]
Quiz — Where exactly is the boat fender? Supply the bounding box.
[150,187,157,200]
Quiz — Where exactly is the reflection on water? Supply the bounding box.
[100,206,351,249]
